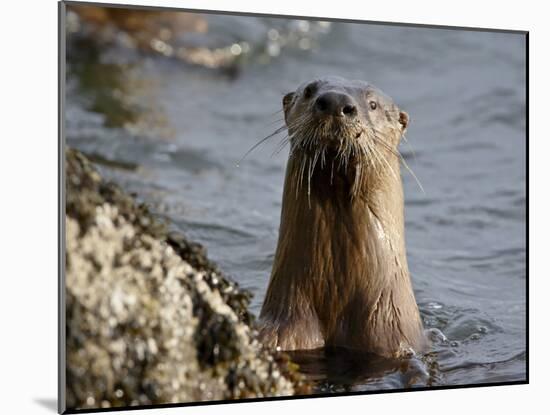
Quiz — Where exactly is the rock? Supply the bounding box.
[65,148,309,410]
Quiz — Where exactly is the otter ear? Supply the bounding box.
[398,111,409,133]
[282,92,295,111]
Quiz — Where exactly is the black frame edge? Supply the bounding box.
[58,1,67,414]
[524,31,529,385]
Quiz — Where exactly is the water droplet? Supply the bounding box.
[230,43,242,56]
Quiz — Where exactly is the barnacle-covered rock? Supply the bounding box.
[65,148,309,410]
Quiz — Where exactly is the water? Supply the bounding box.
[65,9,527,391]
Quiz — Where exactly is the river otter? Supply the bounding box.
[259,76,426,358]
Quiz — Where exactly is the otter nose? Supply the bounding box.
[314,92,357,118]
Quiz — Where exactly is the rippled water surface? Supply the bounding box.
[66,9,527,391]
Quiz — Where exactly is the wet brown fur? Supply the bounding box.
[259,77,426,358]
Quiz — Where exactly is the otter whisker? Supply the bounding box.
[266,117,285,127]
[236,125,287,166]
[308,147,322,203]
[351,158,362,198]
[297,152,309,199]
[400,155,425,194]
[342,139,353,172]
[336,138,347,170]
[371,133,424,193]
[268,107,285,117]
[370,132,402,159]
[401,133,418,164]
[272,135,290,156]
[373,142,399,183]
[364,138,385,181]
[361,130,397,182]
[307,156,313,207]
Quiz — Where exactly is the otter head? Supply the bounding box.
[282,76,410,196]
[283,76,409,150]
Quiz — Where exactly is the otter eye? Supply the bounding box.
[369,101,378,110]
[303,83,317,99]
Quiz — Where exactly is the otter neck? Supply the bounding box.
[290,150,407,250]
[261,150,423,354]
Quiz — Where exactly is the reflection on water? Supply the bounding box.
[67,35,174,139]
[288,347,440,392]
[65,5,527,392]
